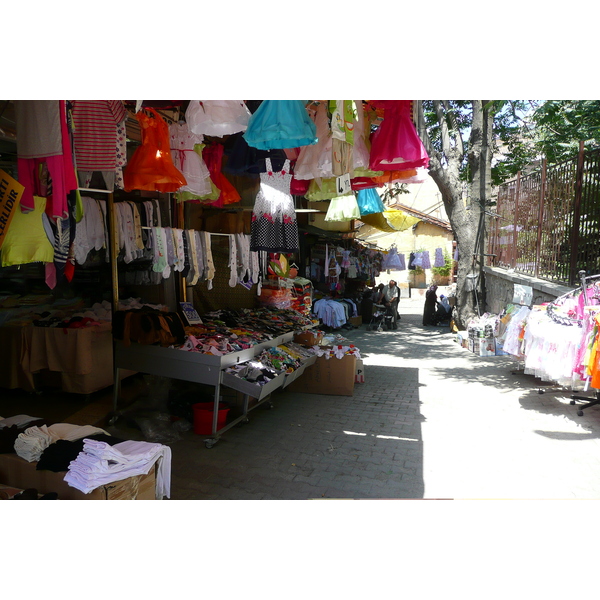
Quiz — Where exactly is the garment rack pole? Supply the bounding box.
[105,192,121,414]
[77,187,121,412]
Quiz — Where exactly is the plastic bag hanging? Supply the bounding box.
[356,188,386,216]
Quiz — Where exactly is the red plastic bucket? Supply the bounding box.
[192,402,230,435]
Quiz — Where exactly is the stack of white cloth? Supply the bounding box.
[14,423,108,462]
[64,439,171,499]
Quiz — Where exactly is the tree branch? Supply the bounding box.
[441,100,464,157]
[433,100,452,157]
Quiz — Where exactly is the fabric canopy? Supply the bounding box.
[358,210,420,233]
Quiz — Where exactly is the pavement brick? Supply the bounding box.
[99,295,600,500]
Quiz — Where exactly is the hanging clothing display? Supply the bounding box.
[169,121,212,197]
[292,101,333,181]
[433,247,445,268]
[421,250,431,269]
[369,100,429,172]
[115,118,128,190]
[356,187,386,216]
[381,246,403,270]
[201,143,241,206]
[224,132,288,175]
[250,158,299,253]
[123,108,187,193]
[324,194,360,222]
[1,196,55,267]
[185,101,251,137]
[244,101,318,150]
[15,100,77,220]
[71,100,128,190]
[330,100,355,176]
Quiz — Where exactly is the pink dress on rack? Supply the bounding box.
[369,100,429,171]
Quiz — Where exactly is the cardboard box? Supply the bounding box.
[349,316,362,327]
[479,337,496,357]
[293,331,323,346]
[287,355,356,396]
[355,359,365,383]
[0,453,156,500]
[468,338,481,354]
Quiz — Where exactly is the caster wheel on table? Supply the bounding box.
[204,438,218,449]
[577,410,584,417]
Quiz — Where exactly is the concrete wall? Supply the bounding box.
[484,266,574,314]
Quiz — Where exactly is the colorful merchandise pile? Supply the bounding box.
[175,307,318,356]
[311,344,362,360]
[223,342,317,386]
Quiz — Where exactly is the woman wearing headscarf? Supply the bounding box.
[423,285,440,326]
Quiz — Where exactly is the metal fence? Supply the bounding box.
[488,144,600,286]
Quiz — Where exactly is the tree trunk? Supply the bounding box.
[417,101,494,329]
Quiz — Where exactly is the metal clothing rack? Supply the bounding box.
[547,270,600,416]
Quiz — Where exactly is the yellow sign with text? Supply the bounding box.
[0,169,24,250]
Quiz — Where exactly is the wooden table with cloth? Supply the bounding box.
[0,322,135,395]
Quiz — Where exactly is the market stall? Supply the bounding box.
[0,99,428,449]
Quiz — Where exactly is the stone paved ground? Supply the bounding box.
[105,296,600,500]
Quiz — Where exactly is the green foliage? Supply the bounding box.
[381,182,410,204]
[422,100,540,187]
[530,100,600,163]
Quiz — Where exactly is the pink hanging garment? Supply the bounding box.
[15,100,77,220]
[369,100,429,172]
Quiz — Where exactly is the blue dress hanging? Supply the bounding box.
[243,101,318,150]
[382,246,403,270]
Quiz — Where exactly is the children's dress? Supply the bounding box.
[293,101,333,180]
[224,132,288,175]
[250,158,299,253]
[169,122,212,197]
[244,101,318,150]
[186,101,251,137]
[123,109,187,193]
[369,100,429,171]
[202,144,241,207]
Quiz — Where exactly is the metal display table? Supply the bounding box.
[114,331,314,447]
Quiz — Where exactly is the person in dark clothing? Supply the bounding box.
[423,284,440,326]
[434,294,452,325]
[380,280,400,330]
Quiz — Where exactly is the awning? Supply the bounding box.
[358,210,420,233]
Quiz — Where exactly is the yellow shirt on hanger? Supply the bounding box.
[1,196,54,267]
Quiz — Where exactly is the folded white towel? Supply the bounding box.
[64,439,171,499]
